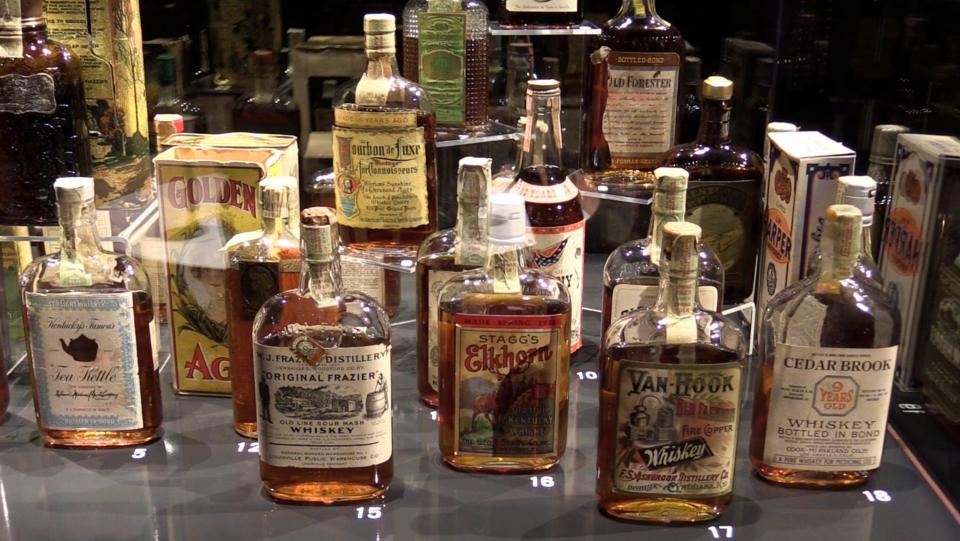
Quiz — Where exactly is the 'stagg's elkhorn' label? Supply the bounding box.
[255,342,392,469]
[763,344,898,471]
[613,362,741,497]
[454,314,566,456]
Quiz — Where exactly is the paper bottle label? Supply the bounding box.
[530,221,585,349]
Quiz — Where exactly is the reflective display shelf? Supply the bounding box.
[0,256,957,540]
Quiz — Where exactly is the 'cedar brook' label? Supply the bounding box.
[454,313,567,456]
[613,361,741,497]
[419,10,467,125]
[530,221,585,350]
[255,342,392,469]
[333,108,429,231]
[763,344,898,471]
[25,292,144,431]
[600,51,680,170]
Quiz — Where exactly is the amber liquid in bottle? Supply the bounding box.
[0,3,91,226]
[438,293,570,472]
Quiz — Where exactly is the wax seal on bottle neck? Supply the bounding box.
[702,76,734,101]
[488,193,528,247]
[301,207,338,262]
[259,178,290,220]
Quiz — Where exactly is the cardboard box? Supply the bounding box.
[879,134,960,387]
[759,132,856,314]
[155,146,284,395]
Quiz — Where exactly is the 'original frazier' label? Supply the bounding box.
[255,342,392,469]
[332,125,429,230]
[613,361,741,497]
[530,221,585,351]
[418,9,467,125]
[600,51,680,170]
[763,344,898,471]
[453,313,567,456]
[25,292,144,431]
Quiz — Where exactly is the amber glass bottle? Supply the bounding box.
[0,0,91,226]
[661,76,763,305]
[581,0,684,190]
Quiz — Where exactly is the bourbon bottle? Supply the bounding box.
[417,157,491,407]
[19,177,161,447]
[507,79,585,352]
[581,0,685,189]
[438,193,571,472]
[598,222,745,522]
[661,76,764,305]
[253,207,393,503]
[233,50,301,137]
[226,179,301,438]
[0,0,91,226]
[750,205,900,488]
[333,14,438,257]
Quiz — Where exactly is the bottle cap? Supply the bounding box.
[363,14,396,53]
[702,76,734,101]
[652,167,689,216]
[767,121,799,134]
[527,79,561,94]
[823,204,862,266]
[488,193,528,246]
[154,114,184,140]
[661,222,701,279]
[259,178,290,220]
[301,207,338,261]
[870,124,910,165]
[251,50,277,66]
[836,176,877,225]
[54,177,96,205]
[157,53,177,86]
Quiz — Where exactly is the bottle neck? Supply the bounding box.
[697,99,733,145]
[21,0,46,33]
[157,80,177,106]
[486,245,527,294]
[646,210,681,267]
[253,69,274,104]
[620,0,657,18]
[59,202,102,260]
[819,223,861,283]
[301,254,342,303]
[861,220,874,266]
[260,213,289,238]
[519,93,563,170]
[656,264,698,317]
[366,50,400,79]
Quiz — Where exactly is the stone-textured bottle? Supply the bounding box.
[0,0,91,226]
[750,205,900,488]
[598,222,745,522]
[661,76,764,305]
[438,193,571,472]
[253,207,392,503]
[20,177,161,447]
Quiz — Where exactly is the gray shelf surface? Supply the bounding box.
[0,255,957,540]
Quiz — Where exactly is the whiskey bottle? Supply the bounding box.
[253,207,393,503]
[19,177,161,447]
[499,0,582,27]
[750,205,900,488]
[154,114,184,153]
[581,0,685,189]
[233,50,301,137]
[402,0,489,132]
[866,125,910,260]
[0,0,91,226]
[662,76,764,305]
[333,14,438,257]
[507,79,585,352]
[153,54,206,137]
[417,157,492,407]
[438,193,571,472]
[226,179,301,438]
[598,222,745,523]
[602,167,724,341]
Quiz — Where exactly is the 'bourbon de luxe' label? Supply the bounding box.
[255,342,392,469]
[611,284,720,318]
[763,344,898,471]
[453,313,567,456]
[529,221,585,350]
[419,8,467,125]
[428,269,459,392]
[333,108,429,230]
[613,361,741,497]
[25,292,144,431]
[599,51,680,170]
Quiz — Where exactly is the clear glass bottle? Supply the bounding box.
[333,14,438,257]
[417,157,492,407]
[866,124,910,261]
[499,0,582,27]
[602,167,724,342]
[507,79,585,352]
[0,0,91,226]
[750,205,901,488]
[153,53,206,137]
[19,177,161,447]
[402,0,489,132]
[581,0,685,190]
[661,76,764,305]
[438,193,571,472]
[598,222,745,523]
[233,50,301,138]
[226,179,302,438]
[253,207,392,503]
